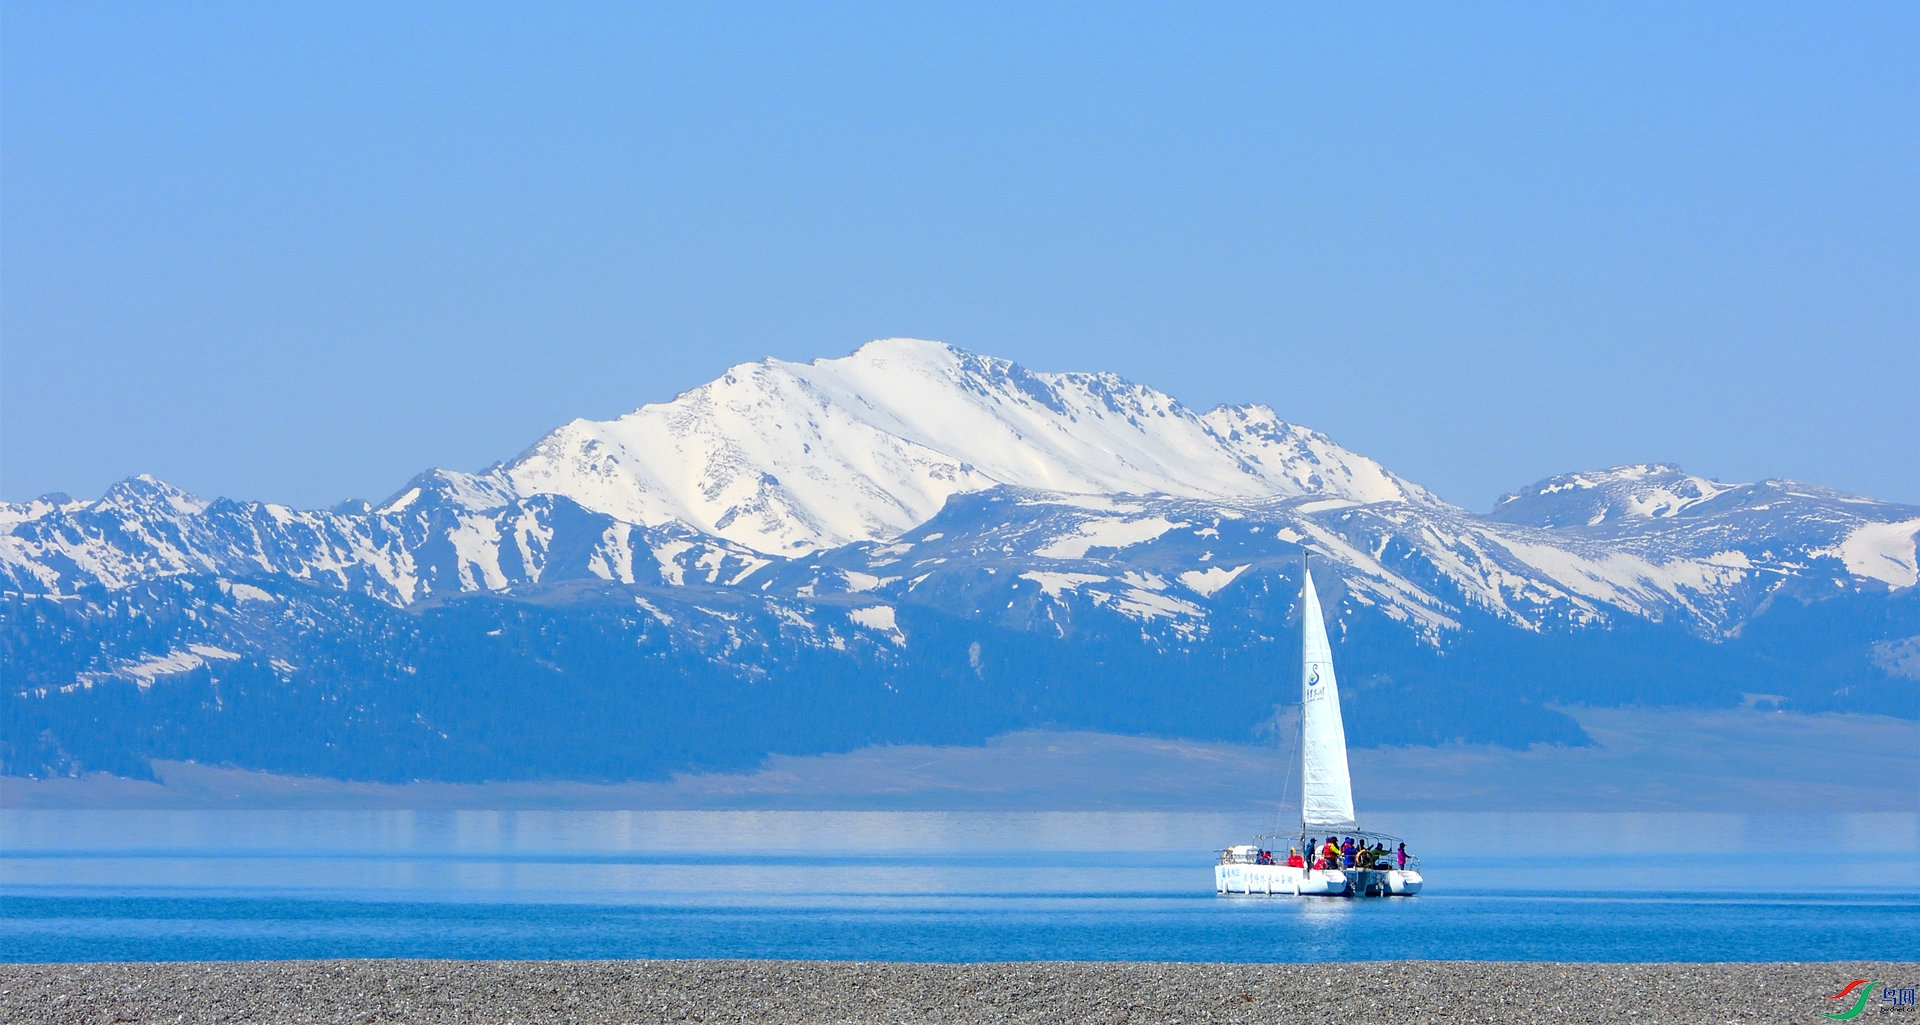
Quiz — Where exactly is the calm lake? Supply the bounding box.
[3,809,1915,963]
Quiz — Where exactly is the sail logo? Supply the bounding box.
[1824,979,1916,1019]
[1306,666,1322,690]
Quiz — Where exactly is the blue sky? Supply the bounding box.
[3,2,1915,510]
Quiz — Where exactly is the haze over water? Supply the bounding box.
[4,809,1914,963]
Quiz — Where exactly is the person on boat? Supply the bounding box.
[1305,838,1317,867]
[1395,843,1408,869]
[1322,839,1340,868]
[1256,849,1272,865]
[1340,837,1356,867]
[1286,847,1305,868]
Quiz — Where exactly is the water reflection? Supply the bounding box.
[4,810,1918,964]
[3,809,1915,904]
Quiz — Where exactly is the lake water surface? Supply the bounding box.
[3,809,1915,963]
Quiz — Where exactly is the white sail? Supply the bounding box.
[1299,567,1357,831]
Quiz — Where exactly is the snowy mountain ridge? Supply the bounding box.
[7,338,1917,781]
[3,338,1916,644]
[0,471,768,606]
[497,338,1434,554]
[1490,463,1742,526]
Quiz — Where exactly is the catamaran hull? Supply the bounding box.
[1214,865,1348,896]
[1374,869,1422,895]
[1215,865,1422,897]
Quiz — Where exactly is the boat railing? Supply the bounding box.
[1231,830,1424,871]
[1218,848,1422,871]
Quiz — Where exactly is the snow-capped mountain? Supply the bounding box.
[1489,464,1746,527]
[5,341,1912,638]
[0,471,767,605]
[500,338,1434,554]
[4,339,1917,781]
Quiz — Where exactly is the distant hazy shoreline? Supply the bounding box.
[7,959,1915,1024]
[5,708,1914,812]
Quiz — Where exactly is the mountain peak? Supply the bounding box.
[376,468,517,515]
[99,474,211,517]
[832,335,964,364]
[1489,463,1744,526]
[501,339,1429,553]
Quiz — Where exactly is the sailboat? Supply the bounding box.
[1215,559,1423,897]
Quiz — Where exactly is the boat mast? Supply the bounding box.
[1297,548,1309,840]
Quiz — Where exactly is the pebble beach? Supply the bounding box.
[5,959,1915,1024]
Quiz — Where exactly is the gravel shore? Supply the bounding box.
[5,960,1916,1024]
